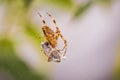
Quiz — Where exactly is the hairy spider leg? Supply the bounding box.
[38,12,46,25]
[46,12,67,56]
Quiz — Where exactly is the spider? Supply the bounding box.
[38,12,67,62]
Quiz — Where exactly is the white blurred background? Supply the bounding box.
[0,0,120,80]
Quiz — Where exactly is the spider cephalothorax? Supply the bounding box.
[38,12,67,62]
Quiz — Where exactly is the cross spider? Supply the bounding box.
[38,12,67,62]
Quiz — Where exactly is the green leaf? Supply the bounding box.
[97,0,112,4]
[114,66,120,80]
[24,23,46,44]
[73,0,93,18]
[0,38,47,80]
[22,0,33,9]
[44,0,74,9]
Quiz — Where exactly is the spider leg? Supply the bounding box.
[46,12,60,34]
[38,12,48,39]
[55,32,67,56]
[38,12,46,25]
[46,12,61,44]
[59,33,67,56]
[46,12,67,56]
[41,45,53,62]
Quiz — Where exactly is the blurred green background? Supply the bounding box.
[0,0,120,80]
